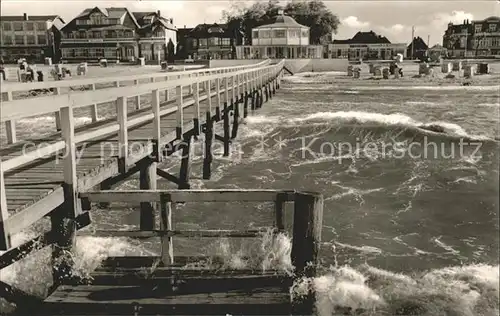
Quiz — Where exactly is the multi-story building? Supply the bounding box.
[0,13,65,63]
[177,23,242,60]
[471,16,500,57]
[327,31,406,60]
[59,7,176,63]
[236,10,323,59]
[442,19,474,57]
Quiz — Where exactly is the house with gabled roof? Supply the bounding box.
[0,13,66,62]
[176,22,242,60]
[327,30,406,60]
[60,7,177,63]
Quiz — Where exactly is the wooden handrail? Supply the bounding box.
[0,59,272,93]
[1,61,284,123]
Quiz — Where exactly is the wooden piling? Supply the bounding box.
[231,97,239,139]
[243,92,249,118]
[291,192,323,314]
[160,193,173,266]
[139,160,156,231]
[223,103,230,157]
[178,136,192,189]
[203,111,213,180]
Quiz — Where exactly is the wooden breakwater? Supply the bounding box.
[1,59,324,314]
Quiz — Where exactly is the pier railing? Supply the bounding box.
[0,59,272,145]
[0,189,323,309]
[0,59,285,251]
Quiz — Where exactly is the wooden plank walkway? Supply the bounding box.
[42,256,293,315]
[0,60,327,316]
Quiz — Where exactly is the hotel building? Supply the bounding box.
[0,13,65,62]
[59,7,177,63]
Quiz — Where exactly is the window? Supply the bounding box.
[13,22,23,31]
[289,30,298,38]
[252,30,258,39]
[274,30,285,38]
[260,30,270,38]
[301,29,308,37]
[221,38,230,46]
[93,31,101,38]
[154,29,164,37]
[209,37,218,46]
[96,48,104,57]
[105,30,115,38]
[3,35,12,45]
[124,30,133,38]
[199,38,207,47]
[3,23,11,31]
[26,35,35,44]
[37,35,46,44]
[67,32,74,38]
[141,43,150,50]
[37,22,46,30]
[489,24,497,31]
[14,35,24,45]
[26,22,34,31]
[475,24,482,33]
[90,13,103,25]
[79,31,86,39]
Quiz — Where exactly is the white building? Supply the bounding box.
[236,10,323,59]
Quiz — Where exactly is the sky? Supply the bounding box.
[1,0,499,45]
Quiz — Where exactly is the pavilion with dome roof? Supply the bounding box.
[235,10,323,59]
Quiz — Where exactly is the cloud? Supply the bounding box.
[342,16,370,29]
[432,11,474,27]
[380,24,406,34]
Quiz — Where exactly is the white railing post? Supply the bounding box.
[90,84,98,122]
[116,96,128,173]
[4,91,16,144]
[193,80,200,135]
[165,77,170,102]
[134,79,141,109]
[151,88,162,162]
[224,76,229,105]
[0,159,10,250]
[53,88,62,131]
[176,85,183,139]
[60,105,78,215]
[207,79,212,114]
[216,77,221,107]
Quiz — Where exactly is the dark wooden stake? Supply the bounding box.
[178,135,192,189]
[243,91,249,118]
[251,89,256,111]
[139,159,156,230]
[291,192,323,314]
[231,97,239,139]
[223,103,230,157]
[203,111,213,180]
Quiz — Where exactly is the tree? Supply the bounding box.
[223,0,339,45]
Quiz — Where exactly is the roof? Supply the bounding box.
[472,16,500,23]
[187,23,233,38]
[332,31,391,44]
[0,15,59,21]
[62,7,140,31]
[407,36,428,50]
[255,14,307,29]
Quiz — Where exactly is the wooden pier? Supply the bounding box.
[0,60,324,315]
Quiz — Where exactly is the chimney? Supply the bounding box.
[157,10,161,16]
[23,13,28,21]
[184,25,186,28]
[170,18,173,24]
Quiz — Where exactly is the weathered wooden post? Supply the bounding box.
[243,91,249,118]
[193,81,201,137]
[176,85,183,140]
[203,111,213,180]
[223,103,230,157]
[215,77,221,121]
[134,79,141,109]
[116,96,128,174]
[178,135,192,189]
[51,105,79,287]
[160,193,173,266]
[0,160,10,250]
[53,88,62,131]
[291,192,324,314]
[139,160,156,230]
[90,84,98,122]
[231,94,239,139]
